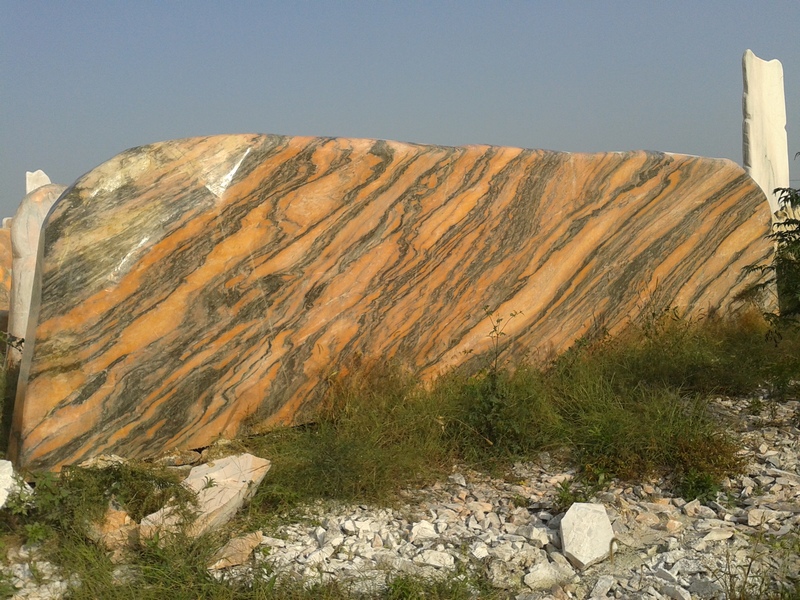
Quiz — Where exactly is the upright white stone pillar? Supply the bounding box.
[742,49,790,217]
[8,183,66,365]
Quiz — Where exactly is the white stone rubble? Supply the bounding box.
[2,398,798,599]
[242,397,800,598]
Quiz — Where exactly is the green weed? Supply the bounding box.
[714,531,800,600]
[676,469,721,503]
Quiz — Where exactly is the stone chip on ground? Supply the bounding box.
[208,532,265,570]
[560,503,615,570]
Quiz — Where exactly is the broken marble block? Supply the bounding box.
[140,453,271,539]
[560,502,615,570]
[0,461,17,509]
[9,134,772,471]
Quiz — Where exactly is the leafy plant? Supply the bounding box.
[677,468,721,503]
[744,185,800,321]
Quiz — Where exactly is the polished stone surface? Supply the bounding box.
[9,134,772,470]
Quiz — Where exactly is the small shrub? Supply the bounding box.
[446,365,563,464]
[744,185,800,320]
[677,468,721,503]
[0,463,195,545]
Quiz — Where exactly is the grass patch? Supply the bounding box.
[245,309,791,515]
[246,362,456,513]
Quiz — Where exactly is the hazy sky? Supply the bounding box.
[2,1,798,218]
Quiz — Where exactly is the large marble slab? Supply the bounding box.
[9,135,772,471]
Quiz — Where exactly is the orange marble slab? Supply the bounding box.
[9,135,772,471]
[0,227,11,333]
[0,228,11,314]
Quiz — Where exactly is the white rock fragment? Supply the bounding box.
[590,574,615,598]
[414,549,454,569]
[208,532,264,570]
[470,541,490,560]
[409,520,438,542]
[523,559,571,590]
[560,503,614,570]
[747,508,786,526]
[682,499,716,519]
[516,523,550,547]
[662,583,692,600]
[448,473,466,487]
[702,528,734,542]
[654,566,678,583]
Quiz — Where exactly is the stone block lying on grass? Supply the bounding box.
[140,453,271,539]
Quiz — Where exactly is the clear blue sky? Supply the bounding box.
[2,1,798,218]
